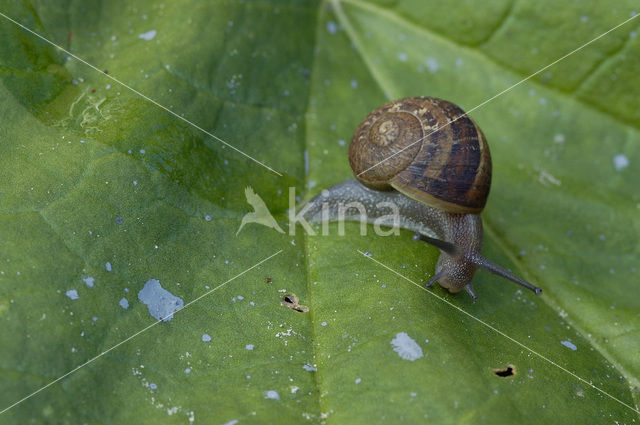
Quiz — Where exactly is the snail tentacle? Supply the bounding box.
[426,270,447,288]
[464,284,478,300]
[470,254,542,294]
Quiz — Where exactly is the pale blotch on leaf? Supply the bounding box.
[138,279,184,322]
[264,390,280,400]
[613,154,629,171]
[119,298,129,309]
[425,57,439,73]
[391,332,423,361]
[138,30,157,40]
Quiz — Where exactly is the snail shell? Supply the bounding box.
[349,97,492,214]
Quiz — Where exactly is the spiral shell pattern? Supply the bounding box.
[348,97,492,214]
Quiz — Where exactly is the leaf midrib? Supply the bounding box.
[301,0,330,420]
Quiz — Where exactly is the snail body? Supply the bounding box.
[305,97,541,299]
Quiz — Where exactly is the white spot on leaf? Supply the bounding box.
[536,167,561,186]
[391,332,423,361]
[425,57,439,73]
[264,390,280,400]
[138,30,157,40]
[138,279,184,322]
[613,154,629,171]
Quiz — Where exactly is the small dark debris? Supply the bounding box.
[282,293,298,305]
[115,216,123,224]
[281,293,308,313]
[493,365,515,377]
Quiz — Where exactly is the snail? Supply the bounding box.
[303,97,542,300]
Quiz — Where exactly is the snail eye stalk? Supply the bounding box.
[471,254,542,295]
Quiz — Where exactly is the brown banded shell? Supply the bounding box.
[348,97,492,214]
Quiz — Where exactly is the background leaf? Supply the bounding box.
[1,0,639,424]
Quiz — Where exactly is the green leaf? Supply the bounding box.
[1,0,639,424]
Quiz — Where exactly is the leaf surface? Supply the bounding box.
[0,0,639,423]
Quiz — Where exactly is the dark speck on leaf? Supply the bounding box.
[493,365,515,377]
[281,293,308,313]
